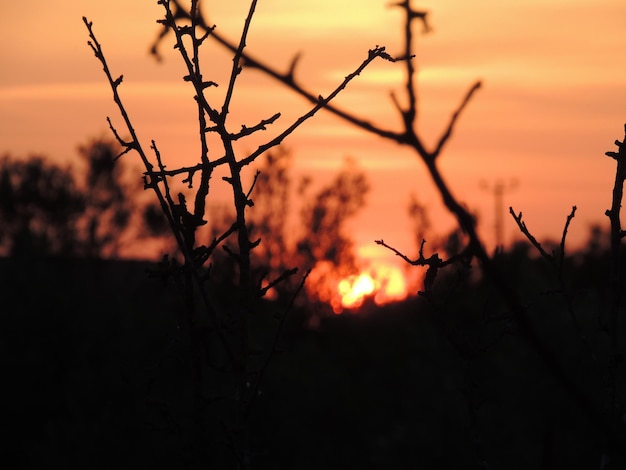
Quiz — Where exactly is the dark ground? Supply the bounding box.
[0,255,619,469]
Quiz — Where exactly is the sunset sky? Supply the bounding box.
[1,0,625,296]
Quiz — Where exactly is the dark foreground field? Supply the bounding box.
[0,256,616,469]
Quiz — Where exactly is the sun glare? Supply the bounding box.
[338,273,376,310]
[332,265,408,314]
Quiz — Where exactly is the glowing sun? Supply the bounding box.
[333,265,407,314]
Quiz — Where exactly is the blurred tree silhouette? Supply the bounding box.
[407,192,431,251]
[246,148,292,294]
[0,155,84,256]
[228,148,371,306]
[296,157,369,308]
[77,138,131,257]
[297,157,369,272]
[0,138,168,258]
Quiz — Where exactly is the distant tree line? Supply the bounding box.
[0,138,370,310]
[0,138,167,258]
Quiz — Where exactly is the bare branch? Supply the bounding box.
[245,170,261,201]
[229,112,281,141]
[389,1,431,33]
[221,0,258,118]
[106,117,136,160]
[257,268,299,299]
[194,221,239,267]
[83,16,182,250]
[238,46,396,169]
[431,81,482,160]
[557,205,577,274]
[392,0,422,129]
[144,156,229,182]
[86,14,239,376]
[509,207,553,260]
[286,52,302,82]
[375,238,469,297]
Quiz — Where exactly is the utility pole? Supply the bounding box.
[480,178,518,250]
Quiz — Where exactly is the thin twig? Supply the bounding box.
[257,268,299,299]
[229,112,281,141]
[509,207,552,260]
[558,205,577,276]
[221,0,258,118]
[431,81,482,161]
[238,46,398,169]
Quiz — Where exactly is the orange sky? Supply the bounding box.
[1,0,625,280]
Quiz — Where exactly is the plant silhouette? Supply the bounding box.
[0,154,83,256]
[0,138,164,258]
[82,0,395,466]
